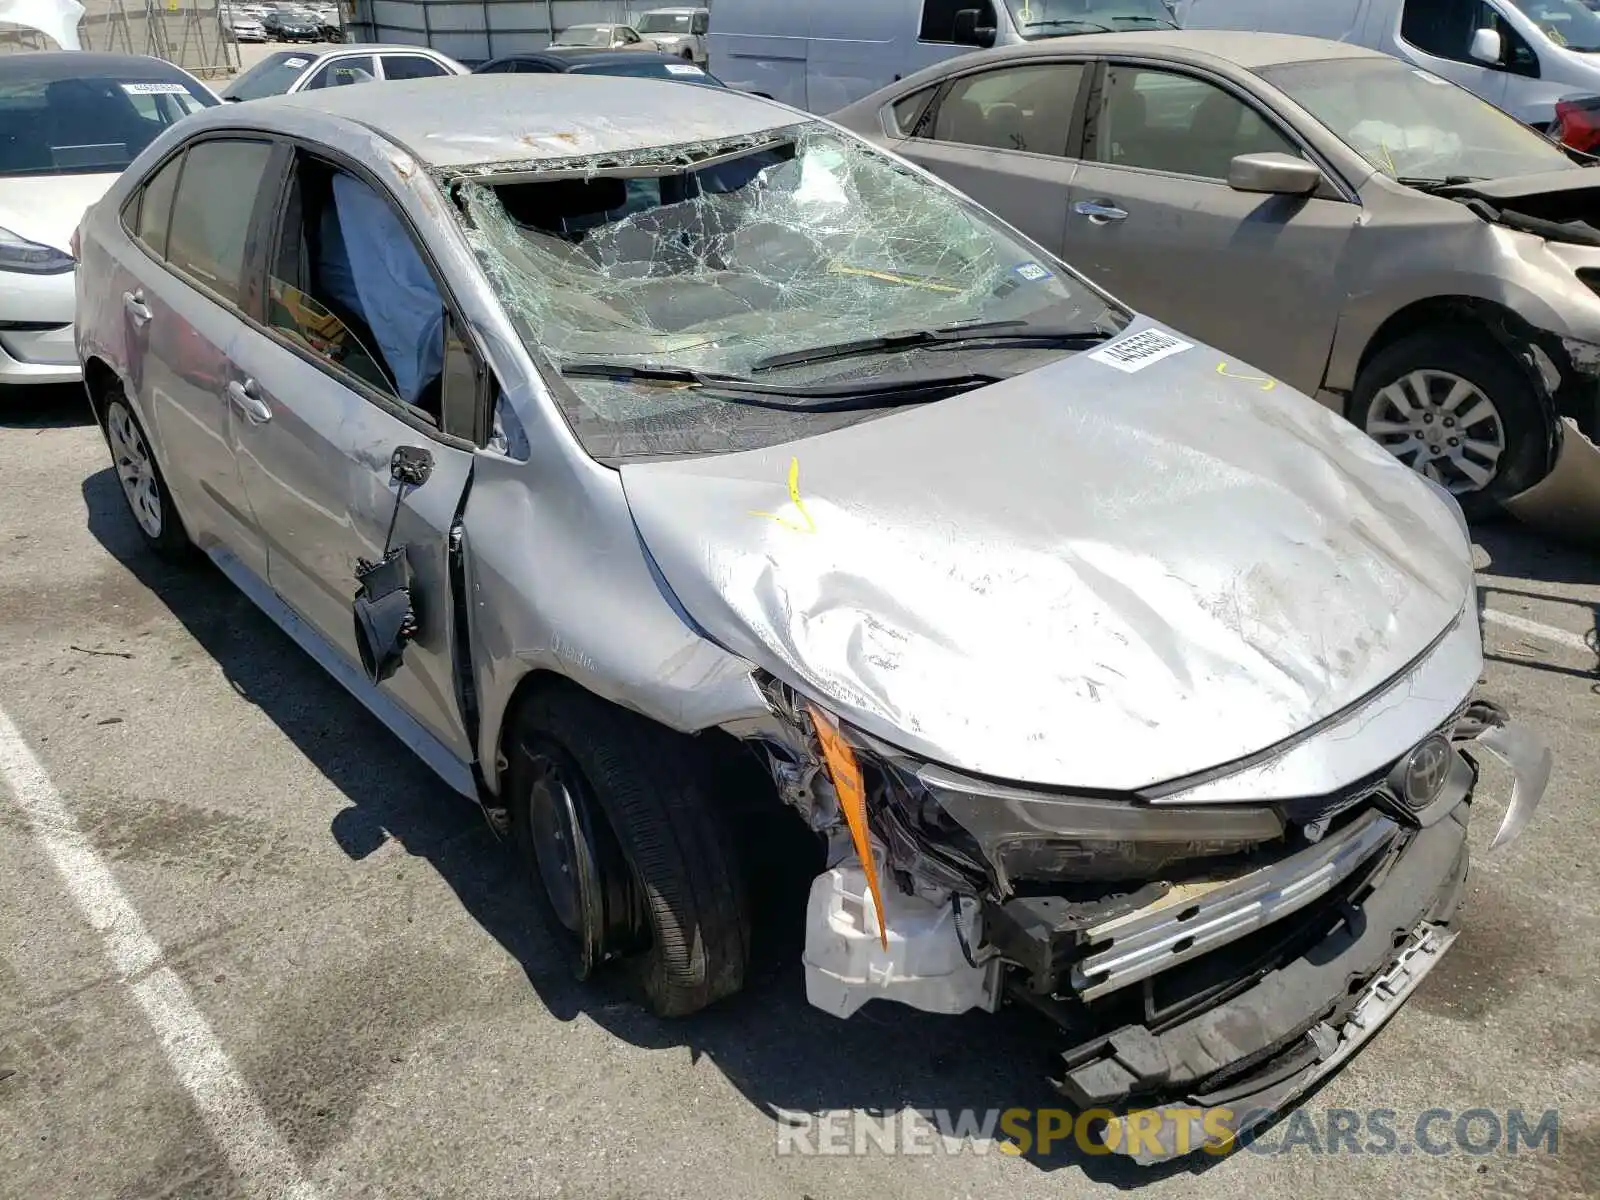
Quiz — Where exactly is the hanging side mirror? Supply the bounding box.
[351,445,434,685]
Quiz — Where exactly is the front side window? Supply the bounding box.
[382,55,450,80]
[164,139,273,306]
[1085,66,1296,179]
[920,0,997,42]
[927,63,1085,155]
[1400,0,1539,70]
[1260,55,1575,182]
[306,57,378,89]
[0,74,212,178]
[1003,0,1176,37]
[455,122,1124,459]
[267,157,447,421]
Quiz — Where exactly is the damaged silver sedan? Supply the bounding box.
[73,75,1552,1162]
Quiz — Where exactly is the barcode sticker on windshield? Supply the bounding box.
[665,63,704,75]
[121,82,191,95]
[284,57,309,67]
[1088,328,1194,373]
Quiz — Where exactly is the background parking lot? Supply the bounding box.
[1,383,1597,1198]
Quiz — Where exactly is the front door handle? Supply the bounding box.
[122,290,152,324]
[226,378,272,424]
[1074,199,1130,224]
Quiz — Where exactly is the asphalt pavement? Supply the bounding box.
[0,382,1597,1199]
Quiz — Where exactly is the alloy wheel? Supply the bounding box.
[1364,369,1507,495]
[107,403,164,539]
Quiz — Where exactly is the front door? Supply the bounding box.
[229,150,477,760]
[893,59,1090,253]
[1062,63,1360,393]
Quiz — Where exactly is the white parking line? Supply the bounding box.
[0,705,321,1200]
[1482,607,1597,657]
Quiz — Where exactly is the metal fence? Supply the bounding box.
[348,0,649,63]
[0,0,239,78]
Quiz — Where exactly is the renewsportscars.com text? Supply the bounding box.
[774,1106,1562,1158]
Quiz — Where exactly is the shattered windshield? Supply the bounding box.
[1004,0,1176,35]
[452,122,1122,459]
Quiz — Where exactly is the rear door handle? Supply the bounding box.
[122,290,151,324]
[226,378,272,424]
[1074,199,1130,224]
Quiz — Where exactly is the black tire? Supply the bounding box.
[102,390,193,558]
[507,683,751,1017]
[1350,329,1553,520]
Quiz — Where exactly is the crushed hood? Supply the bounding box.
[620,329,1475,792]
[0,173,117,253]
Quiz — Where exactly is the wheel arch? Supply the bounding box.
[81,355,120,429]
[485,666,773,819]
[1351,296,1550,411]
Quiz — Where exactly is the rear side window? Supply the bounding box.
[382,55,450,80]
[891,86,939,135]
[128,153,184,258]
[928,63,1084,155]
[165,139,274,306]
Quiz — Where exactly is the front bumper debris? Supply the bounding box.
[1099,919,1459,1163]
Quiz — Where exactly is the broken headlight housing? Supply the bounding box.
[776,684,1286,897]
[911,763,1286,892]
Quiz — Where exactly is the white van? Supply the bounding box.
[1179,0,1600,130]
[708,0,1179,112]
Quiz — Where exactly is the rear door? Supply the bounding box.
[117,136,277,578]
[889,58,1090,253]
[228,145,482,760]
[1061,61,1359,391]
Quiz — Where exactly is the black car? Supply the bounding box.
[262,8,322,41]
[472,47,727,86]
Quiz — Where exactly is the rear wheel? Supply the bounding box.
[507,684,752,1017]
[1350,330,1552,519]
[104,392,192,557]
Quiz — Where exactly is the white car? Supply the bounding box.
[0,51,216,387]
[635,7,710,62]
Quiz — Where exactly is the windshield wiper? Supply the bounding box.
[1110,15,1179,26]
[1021,18,1114,32]
[558,361,1006,410]
[1395,174,1484,191]
[749,320,1114,372]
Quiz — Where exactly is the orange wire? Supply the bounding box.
[807,704,890,950]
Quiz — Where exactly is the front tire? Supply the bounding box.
[507,684,752,1018]
[1350,330,1552,519]
[103,392,192,557]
